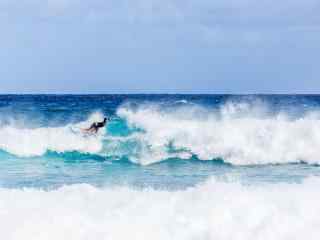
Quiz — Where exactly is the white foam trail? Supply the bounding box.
[175,99,188,104]
[118,101,320,165]
[0,177,320,240]
[0,112,105,157]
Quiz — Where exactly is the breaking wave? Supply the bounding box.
[2,100,320,166]
[0,112,104,157]
[117,101,320,165]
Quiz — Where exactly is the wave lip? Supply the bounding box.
[1,177,320,240]
[118,101,320,166]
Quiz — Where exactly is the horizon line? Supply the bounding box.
[0,92,320,96]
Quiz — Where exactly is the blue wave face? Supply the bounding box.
[1,94,320,189]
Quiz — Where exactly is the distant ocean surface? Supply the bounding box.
[1,94,320,239]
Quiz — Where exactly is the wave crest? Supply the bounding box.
[2,102,320,166]
[0,112,105,157]
[118,101,320,165]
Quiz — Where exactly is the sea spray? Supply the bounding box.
[118,101,320,165]
[1,100,320,165]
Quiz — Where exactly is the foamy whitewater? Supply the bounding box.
[0,95,320,239]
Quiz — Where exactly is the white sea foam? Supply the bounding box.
[0,112,105,157]
[0,177,320,240]
[175,99,188,104]
[118,101,320,165]
[2,102,320,166]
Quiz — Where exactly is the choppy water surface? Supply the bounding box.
[1,95,320,239]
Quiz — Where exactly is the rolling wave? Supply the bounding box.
[1,101,320,166]
[118,101,320,165]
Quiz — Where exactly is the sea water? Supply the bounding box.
[0,94,320,239]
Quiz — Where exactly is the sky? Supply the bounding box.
[0,0,319,94]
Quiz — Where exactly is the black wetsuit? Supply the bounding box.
[89,119,107,132]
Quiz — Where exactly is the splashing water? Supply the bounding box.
[1,95,320,239]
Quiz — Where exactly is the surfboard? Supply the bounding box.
[69,126,94,137]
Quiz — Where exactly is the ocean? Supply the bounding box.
[0,94,320,239]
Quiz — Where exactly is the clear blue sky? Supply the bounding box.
[1,0,319,94]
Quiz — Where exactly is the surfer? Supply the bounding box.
[83,117,108,134]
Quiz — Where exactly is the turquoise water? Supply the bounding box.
[2,95,320,239]
[1,94,320,189]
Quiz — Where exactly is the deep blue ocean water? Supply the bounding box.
[1,94,320,189]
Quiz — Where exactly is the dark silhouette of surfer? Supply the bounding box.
[83,118,108,134]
